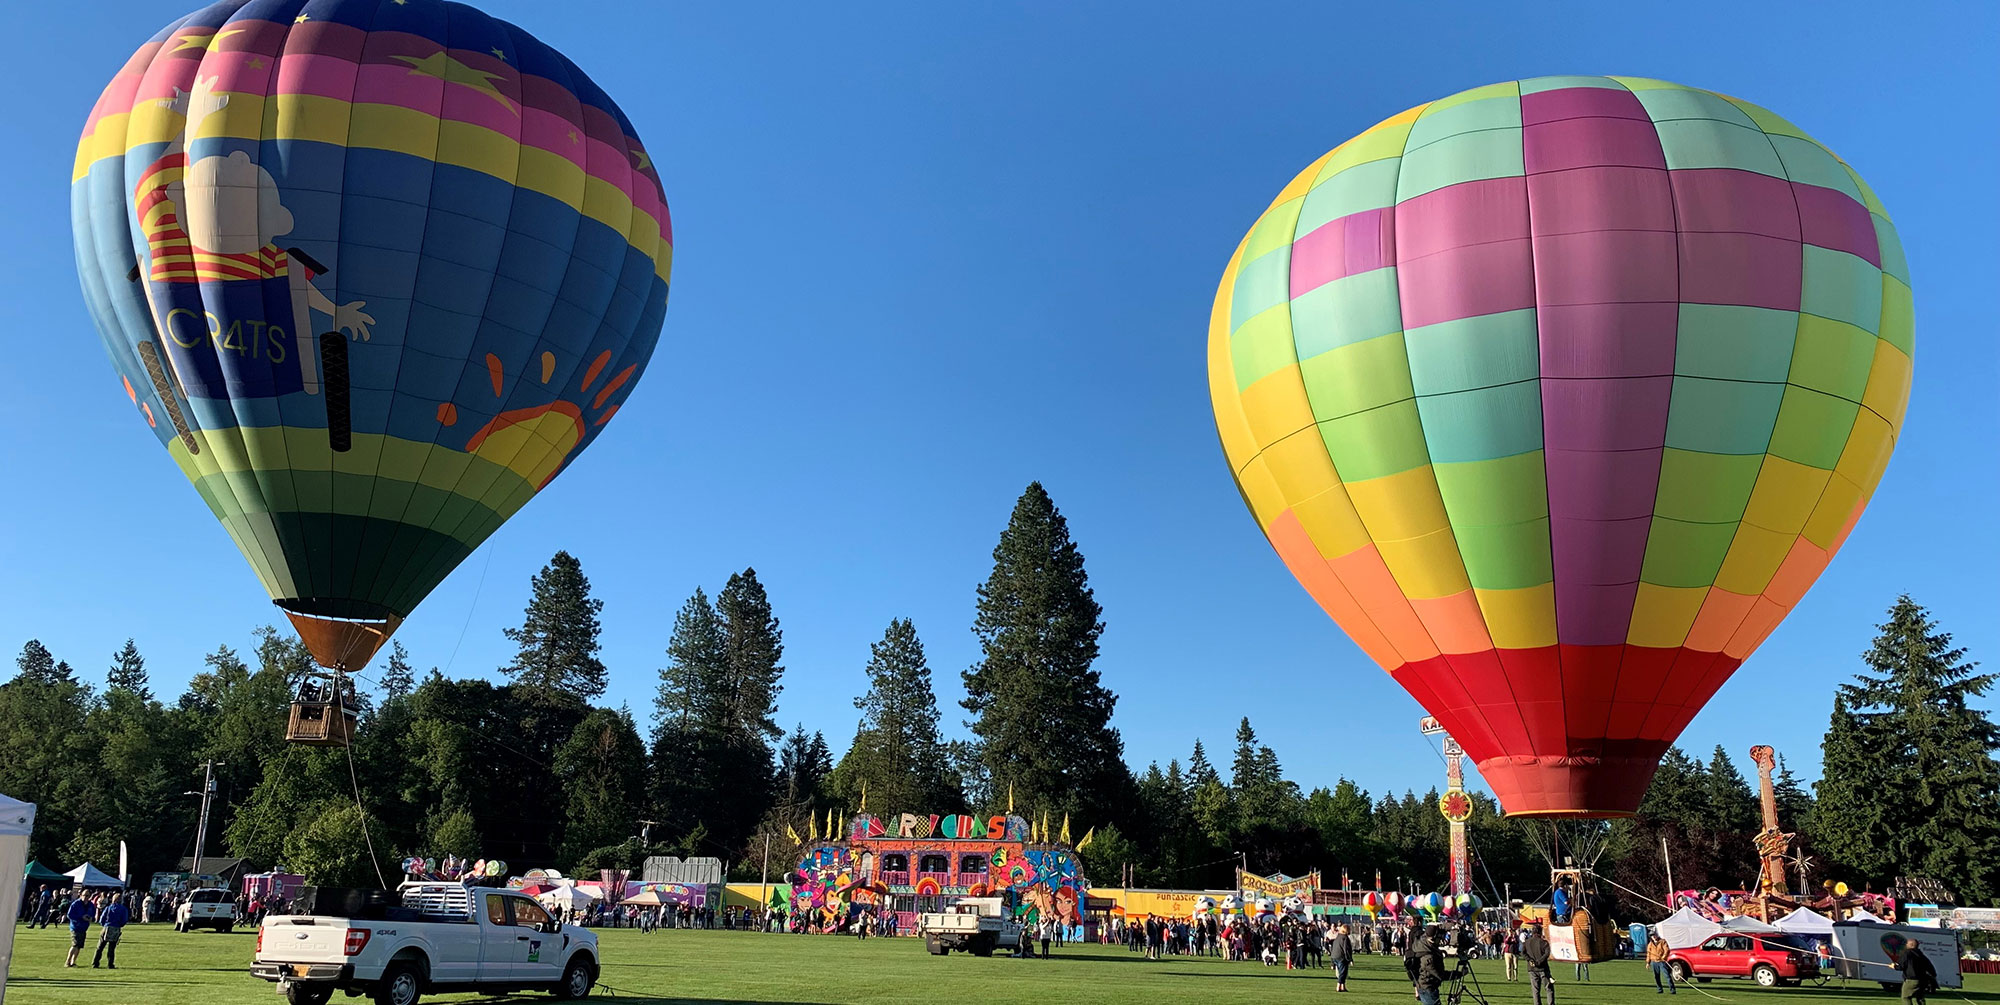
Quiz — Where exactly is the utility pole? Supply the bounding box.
[185,760,222,878]
[638,819,659,846]
[759,831,772,927]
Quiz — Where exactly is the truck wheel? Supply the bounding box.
[1753,965,1778,988]
[1880,982,1901,993]
[221,922,234,934]
[286,985,334,1005]
[1671,962,1691,982]
[971,936,994,957]
[373,962,422,1005]
[925,936,946,955]
[550,957,594,999]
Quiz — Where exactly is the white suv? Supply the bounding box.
[177,888,237,932]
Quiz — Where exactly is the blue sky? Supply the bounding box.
[5,0,1994,807]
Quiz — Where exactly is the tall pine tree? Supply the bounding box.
[962,483,1129,823]
[107,639,150,699]
[555,707,649,865]
[833,619,960,814]
[501,551,608,702]
[1813,596,2000,901]
[378,641,416,702]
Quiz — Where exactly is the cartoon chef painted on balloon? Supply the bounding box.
[134,75,373,405]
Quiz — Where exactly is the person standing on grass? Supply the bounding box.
[64,892,98,967]
[92,894,129,968]
[1403,919,1425,999]
[1504,925,1520,980]
[1523,921,1556,1005]
[1414,925,1448,1005]
[1901,942,1938,1005]
[1646,932,1676,994]
[1328,923,1354,991]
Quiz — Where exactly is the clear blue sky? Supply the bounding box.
[5,0,1994,806]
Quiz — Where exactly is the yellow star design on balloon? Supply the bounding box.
[247,56,267,69]
[173,28,244,51]
[294,13,309,23]
[567,129,579,144]
[391,51,517,114]
[630,147,652,171]
[490,47,506,60]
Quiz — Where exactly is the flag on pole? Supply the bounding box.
[809,812,819,841]
[826,807,835,839]
[1060,813,1071,844]
[1077,826,1095,850]
[1007,782,1014,814]
[860,780,868,813]
[1041,810,1050,843]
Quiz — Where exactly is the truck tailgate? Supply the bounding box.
[260,917,353,962]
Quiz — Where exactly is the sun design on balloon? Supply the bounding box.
[435,348,635,489]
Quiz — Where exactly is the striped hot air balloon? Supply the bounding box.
[1209,77,1909,817]
[73,0,670,668]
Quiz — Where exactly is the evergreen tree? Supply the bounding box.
[832,619,960,814]
[555,707,649,865]
[14,641,71,686]
[652,589,726,838]
[1814,596,2000,901]
[716,569,784,743]
[962,483,1128,823]
[378,641,416,702]
[1812,694,1891,878]
[107,638,150,699]
[1232,718,1261,790]
[1187,739,1218,790]
[776,725,831,805]
[1703,745,1759,835]
[501,551,608,702]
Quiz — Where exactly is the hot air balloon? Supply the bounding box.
[1208,77,1909,816]
[73,0,671,673]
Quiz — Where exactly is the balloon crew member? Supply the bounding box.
[1901,942,1938,1005]
[1647,931,1676,994]
[1523,921,1556,1005]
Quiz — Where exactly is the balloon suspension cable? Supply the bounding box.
[336,664,389,889]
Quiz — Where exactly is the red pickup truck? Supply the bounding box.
[1669,933,1820,987]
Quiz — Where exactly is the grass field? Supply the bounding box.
[6,923,1997,1005]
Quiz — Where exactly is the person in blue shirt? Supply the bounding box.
[93,895,131,968]
[64,893,99,967]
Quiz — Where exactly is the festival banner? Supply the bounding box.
[1237,869,1321,899]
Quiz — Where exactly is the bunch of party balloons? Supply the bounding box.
[1360,890,1482,919]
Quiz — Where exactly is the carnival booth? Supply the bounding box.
[1774,907,1836,939]
[1,794,36,1005]
[792,810,1088,936]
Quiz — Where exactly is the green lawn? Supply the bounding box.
[6,923,1997,1005]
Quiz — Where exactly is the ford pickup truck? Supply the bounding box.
[917,896,1020,957]
[252,882,598,1005]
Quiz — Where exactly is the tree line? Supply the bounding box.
[2,484,1993,910]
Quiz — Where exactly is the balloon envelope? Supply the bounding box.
[74,0,671,667]
[1208,77,1909,816]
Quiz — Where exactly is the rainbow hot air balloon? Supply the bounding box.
[1209,77,1909,817]
[74,0,671,668]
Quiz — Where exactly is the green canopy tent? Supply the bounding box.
[23,860,65,884]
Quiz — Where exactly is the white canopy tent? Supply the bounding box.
[65,862,124,889]
[1775,908,1835,938]
[1721,915,1784,934]
[1,793,39,1005]
[536,884,598,912]
[1655,906,1725,949]
[1846,908,1885,924]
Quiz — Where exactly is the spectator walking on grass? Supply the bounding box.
[93,894,129,968]
[64,892,98,968]
[1523,921,1556,1005]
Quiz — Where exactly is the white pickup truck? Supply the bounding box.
[177,887,237,932]
[252,882,598,1005]
[917,896,1021,957]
